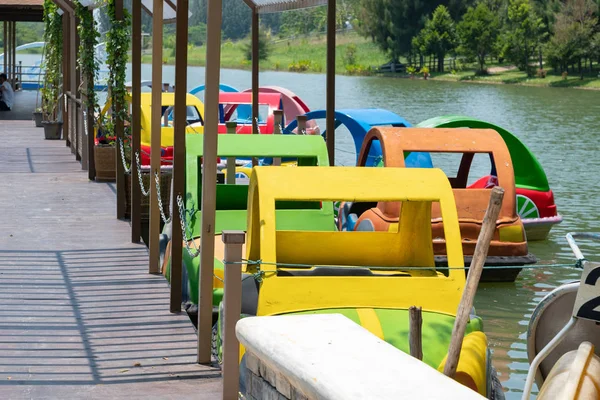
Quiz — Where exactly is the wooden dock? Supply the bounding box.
[0,122,221,399]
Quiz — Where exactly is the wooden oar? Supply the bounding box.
[443,186,505,378]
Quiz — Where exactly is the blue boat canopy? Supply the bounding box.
[284,108,432,167]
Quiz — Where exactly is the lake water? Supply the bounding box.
[26,52,600,397]
[147,65,600,398]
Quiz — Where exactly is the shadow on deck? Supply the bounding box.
[0,122,221,399]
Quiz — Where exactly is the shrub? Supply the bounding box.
[344,44,358,66]
[536,69,546,78]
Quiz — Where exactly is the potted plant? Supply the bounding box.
[407,65,417,79]
[94,113,117,181]
[32,107,43,127]
[41,0,63,140]
[420,66,430,80]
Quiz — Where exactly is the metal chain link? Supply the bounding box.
[135,151,150,197]
[82,109,89,136]
[255,117,261,134]
[118,137,131,174]
[176,194,201,258]
[154,171,171,224]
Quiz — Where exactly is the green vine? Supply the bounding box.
[106,0,131,128]
[76,2,100,114]
[41,0,63,122]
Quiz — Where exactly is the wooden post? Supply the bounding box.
[226,122,237,185]
[115,0,126,220]
[131,0,142,242]
[326,0,336,166]
[296,115,307,135]
[221,230,245,400]
[198,0,223,365]
[71,11,78,158]
[170,0,189,314]
[62,14,70,146]
[149,0,163,274]
[443,187,505,378]
[3,22,6,78]
[272,110,282,166]
[409,306,423,361]
[251,10,259,135]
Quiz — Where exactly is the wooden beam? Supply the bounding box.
[326,0,336,166]
[11,21,16,90]
[170,0,188,313]
[131,0,142,242]
[251,10,259,135]
[86,8,96,180]
[149,0,163,274]
[115,0,126,220]
[53,0,74,14]
[3,22,7,76]
[198,0,223,365]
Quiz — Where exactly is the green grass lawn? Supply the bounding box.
[142,31,388,75]
[141,33,600,90]
[430,65,600,89]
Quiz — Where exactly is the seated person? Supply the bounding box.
[0,73,14,111]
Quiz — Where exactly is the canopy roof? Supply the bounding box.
[141,0,191,22]
[0,0,44,21]
[248,0,327,14]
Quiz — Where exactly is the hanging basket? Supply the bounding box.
[124,166,173,221]
[94,145,116,182]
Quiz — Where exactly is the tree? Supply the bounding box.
[243,28,272,61]
[413,5,458,72]
[457,2,500,73]
[500,0,545,76]
[358,0,469,63]
[545,0,598,77]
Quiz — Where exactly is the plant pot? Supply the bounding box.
[42,121,63,140]
[33,112,43,127]
[124,167,173,221]
[94,145,116,182]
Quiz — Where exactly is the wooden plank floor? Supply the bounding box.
[0,122,222,399]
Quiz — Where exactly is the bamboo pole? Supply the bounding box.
[149,0,163,274]
[131,0,142,242]
[198,0,223,365]
[443,187,504,378]
[409,306,423,361]
[326,0,336,166]
[170,0,189,313]
[221,230,245,400]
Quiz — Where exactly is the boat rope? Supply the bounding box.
[134,151,150,197]
[154,171,171,224]
[118,137,131,174]
[176,194,201,258]
[221,259,582,272]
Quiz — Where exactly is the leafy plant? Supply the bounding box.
[407,65,417,76]
[41,0,63,122]
[420,66,430,77]
[76,2,100,115]
[105,0,131,144]
[412,5,458,72]
[344,43,358,66]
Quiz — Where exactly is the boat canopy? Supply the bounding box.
[418,115,550,192]
[249,0,327,14]
[284,108,431,167]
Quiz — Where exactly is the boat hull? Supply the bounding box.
[523,215,564,241]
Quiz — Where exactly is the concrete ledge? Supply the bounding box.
[236,314,485,400]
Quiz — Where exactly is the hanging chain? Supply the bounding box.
[255,117,261,134]
[82,109,89,136]
[118,137,131,174]
[154,171,171,224]
[176,194,201,258]
[135,151,150,197]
